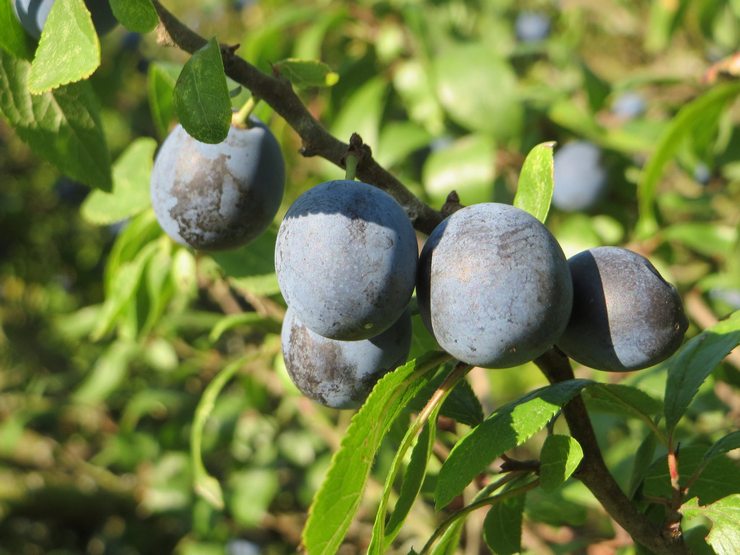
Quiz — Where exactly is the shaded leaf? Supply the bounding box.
[73,340,138,403]
[81,137,156,225]
[28,0,100,93]
[702,432,740,464]
[0,50,112,190]
[435,379,592,509]
[441,378,484,428]
[513,141,555,223]
[664,310,740,433]
[174,37,231,144]
[628,432,658,498]
[483,494,526,555]
[109,0,158,33]
[540,435,583,492]
[147,62,180,138]
[303,351,451,555]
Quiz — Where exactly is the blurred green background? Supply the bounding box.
[1,0,739,553]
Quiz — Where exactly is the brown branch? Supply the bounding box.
[150,0,444,235]
[535,348,690,555]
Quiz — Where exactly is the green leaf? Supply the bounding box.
[211,228,281,297]
[376,121,431,168]
[73,340,138,403]
[440,378,484,428]
[435,379,592,509]
[683,495,740,555]
[0,0,33,59]
[229,468,280,527]
[703,432,740,463]
[539,435,583,492]
[628,432,658,498]
[209,313,279,343]
[434,43,522,141]
[174,37,231,144]
[273,58,339,88]
[636,82,740,237]
[0,51,112,190]
[81,137,156,225]
[331,77,387,151]
[147,62,180,139]
[583,383,665,442]
[664,310,740,433]
[513,141,556,223]
[482,494,526,555]
[662,223,737,258]
[422,134,496,207]
[303,351,451,555]
[109,0,158,33]
[27,0,100,93]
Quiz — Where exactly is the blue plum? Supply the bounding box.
[515,12,551,43]
[611,92,646,120]
[552,141,607,212]
[417,203,573,368]
[556,247,688,371]
[13,0,117,39]
[281,307,412,409]
[150,119,285,251]
[275,180,418,341]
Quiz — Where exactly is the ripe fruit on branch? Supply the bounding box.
[150,119,285,251]
[417,203,573,368]
[557,247,688,371]
[552,141,607,212]
[275,180,418,341]
[281,308,412,409]
[13,0,117,39]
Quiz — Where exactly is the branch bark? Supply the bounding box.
[535,348,690,555]
[151,0,444,235]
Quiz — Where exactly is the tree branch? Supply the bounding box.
[151,0,444,235]
[535,348,690,555]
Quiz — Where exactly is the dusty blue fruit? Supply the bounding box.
[611,92,646,120]
[281,308,412,409]
[515,11,551,43]
[417,203,573,368]
[552,141,607,212]
[557,247,688,371]
[275,180,418,341]
[13,0,117,39]
[150,119,285,251]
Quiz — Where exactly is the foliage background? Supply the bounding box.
[1,0,739,553]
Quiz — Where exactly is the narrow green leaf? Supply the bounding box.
[274,58,339,88]
[174,37,231,144]
[303,351,451,555]
[482,494,526,555]
[513,141,556,223]
[73,340,138,403]
[0,51,112,190]
[209,313,279,343]
[539,435,583,492]
[28,0,100,93]
[147,62,180,138]
[383,424,434,545]
[0,0,34,59]
[191,356,253,509]
[81,137,156,225]
[664,310,740,433]
[583,383,666,442]
[109,0,158,33]
[703,432,740,463]
[683,494,740,555]
[636,82,740,237]
[628,431,658,498]
[435,379,592,509]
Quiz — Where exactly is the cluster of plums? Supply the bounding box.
[148,116,688,410]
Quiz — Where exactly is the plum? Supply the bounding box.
[417,203,573,368]
[611,92,646,120]
[150,119,285,251]
[556,247,688,371]
[275,180,418,341]
[552,141,607,212]
[515,12,551,43]
[13,0,117,39]
[281,307,412,409]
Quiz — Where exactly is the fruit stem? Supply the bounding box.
[232,95,259,128]
[344,152,359,181]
